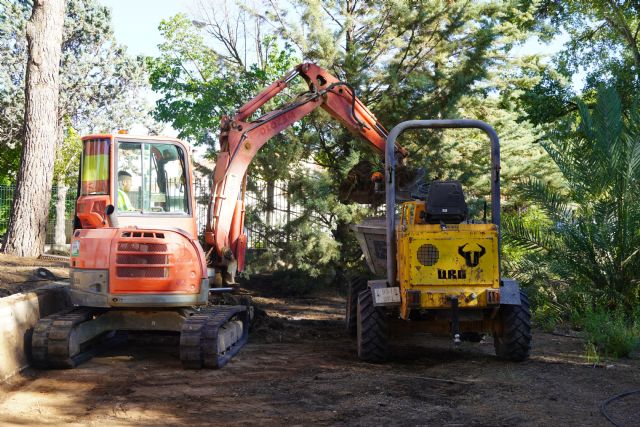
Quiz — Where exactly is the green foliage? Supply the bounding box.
[147,13,304,183]
[147,13,229,146]
[148,16,297,140]
[0,0,29,183]
[53,119,82,185]
[522,0,640,124]
[582,307,640,358]
[245,224,340,279]
[266,0,544,174]
[538,0,640,94]
[243,168,372,279]
[0,0,152,183]
[60,0,151,134]
[517,68,578,126]
[505,86,640,322]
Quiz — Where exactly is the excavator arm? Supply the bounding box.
[205,63,407,277]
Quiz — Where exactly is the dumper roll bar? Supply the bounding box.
[384,119,501,286]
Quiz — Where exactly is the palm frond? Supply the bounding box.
[502,215,558,253]
[517,178,573,223]
[592,86,623,163]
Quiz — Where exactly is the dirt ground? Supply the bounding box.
[0,254,68,297]
[1,274,639,426]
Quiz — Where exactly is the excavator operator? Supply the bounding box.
[117,170,135,211]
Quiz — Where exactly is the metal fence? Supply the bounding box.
[193,178,302,249]
[0,185,77,245]
[0,179,299,249]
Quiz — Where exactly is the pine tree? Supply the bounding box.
[3,0,66,257]
[0,0,153,253]
[262,0,545,279]
[0,0,152,183]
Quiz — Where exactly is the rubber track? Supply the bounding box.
[180,305,248,369]
[357,289,388,362]
[31,308,97,368]
[494,291,532,362]
[346,276,368,336]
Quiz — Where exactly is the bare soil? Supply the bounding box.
[1,271,639,426]
[0,253,68,297]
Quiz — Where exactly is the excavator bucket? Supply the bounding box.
[339,161,427,204]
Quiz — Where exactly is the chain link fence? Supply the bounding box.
[0,185,77,245]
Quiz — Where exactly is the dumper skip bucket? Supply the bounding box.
[350,218,389,277]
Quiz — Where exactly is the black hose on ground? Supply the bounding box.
[600,389,640,426]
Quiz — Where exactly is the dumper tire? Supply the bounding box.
[493,290,532,362]
[357,288,388,362]
[346,275,368,336]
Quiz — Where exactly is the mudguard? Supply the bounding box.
[499,278,522,305]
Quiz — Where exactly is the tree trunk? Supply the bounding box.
[266,180,275,227]
[2,0,66,257]
[53,179,68,251]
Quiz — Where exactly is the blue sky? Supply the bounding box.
[99,0,196,57]
[101,0,570,63]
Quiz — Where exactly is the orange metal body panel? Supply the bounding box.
[76,195,110,228]
[71,228,118,269]
[71,228,206,295]
[108,228,205,294]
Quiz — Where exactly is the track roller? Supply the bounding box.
[179,305,249,369]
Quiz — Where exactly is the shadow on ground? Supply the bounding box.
[1,280,639,426]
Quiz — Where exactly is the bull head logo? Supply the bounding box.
[458,243,486,267]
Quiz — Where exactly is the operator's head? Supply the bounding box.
[118,170,132,192]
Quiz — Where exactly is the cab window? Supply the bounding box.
[117,142,189,214]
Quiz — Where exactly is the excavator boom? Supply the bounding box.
[205,63,406,278]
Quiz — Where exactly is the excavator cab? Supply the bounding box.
[77,135,196,233]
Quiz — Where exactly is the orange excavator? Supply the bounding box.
[31,63,407,369]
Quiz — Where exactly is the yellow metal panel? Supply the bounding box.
[405,230,498,287]
[396,201,501,316]
[411,288,498,308]
[397,221,498,281]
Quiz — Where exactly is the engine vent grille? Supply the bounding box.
[121,231,165,239]
[117,242,167,252]
[116,267,167,278]
[116,253,168,265]
[116,234,169,278]
[417,244,439,266]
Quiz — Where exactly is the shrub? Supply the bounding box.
[582,308,640,358]
[505,87,640,324]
